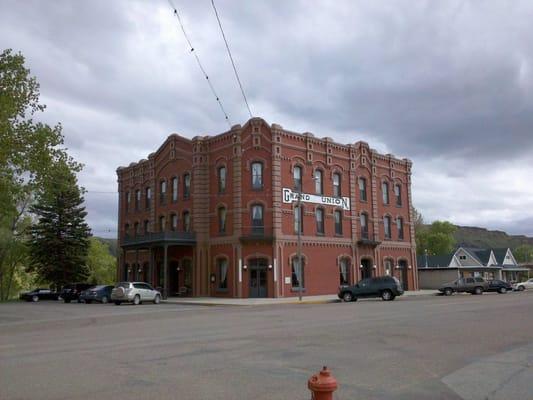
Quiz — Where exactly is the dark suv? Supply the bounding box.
[60,283,94,303]
[338,276,404,302]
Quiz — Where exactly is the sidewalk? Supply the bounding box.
[164,290,438,306]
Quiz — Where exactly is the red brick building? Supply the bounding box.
[117,117,418,298]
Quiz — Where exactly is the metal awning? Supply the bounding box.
[121,232,196,249]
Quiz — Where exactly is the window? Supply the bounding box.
[159,181,167,205]
[172,177,178,202]
[218,207,227,233]
[384,216,391,239]
[145,187,152,210]
[314,169,323,195]
[251,162,263,190]
[360,213,369,239]
[171,214,178,231]
[183,211,191,232]
[459,255,467,260]
[291,257,304,289]
[143,219,149,234]
[217,258,228,289]
[339,258,350,285]
[359,178,367,201]
[294,205,303,234]
[384,259,392,276]
[135,190,141,211]
[125,191,130,212]
[316,208,324,234]
[293,166,302,192]
[334,210,342,235]
[183,173,191,199]
[159,215,165,232]
[218,167,227,193]
[125,223,130,236]
[251,204,264,234]
[395,184,402,206]
[134,222,139,236]
[382,182,389,205]
[397,217,404,240]
[333,173,341,197]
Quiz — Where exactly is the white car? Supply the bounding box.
[111,282,161,305]
[514,278,533,291]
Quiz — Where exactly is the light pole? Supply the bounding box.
[424,248,428,268]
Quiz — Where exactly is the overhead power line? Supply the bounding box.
[167,0,231,127]
[210,0,253,119]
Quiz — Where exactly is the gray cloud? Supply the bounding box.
[1,0,532,238]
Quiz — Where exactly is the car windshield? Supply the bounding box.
[116,282,130,288]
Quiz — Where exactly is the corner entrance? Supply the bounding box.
[249,258,268,298]
[361,258,373,280]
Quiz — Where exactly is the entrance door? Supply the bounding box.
[169,261,180,296]
[361,259,373,280]
[249,258,268,298]
[398,260,408,290]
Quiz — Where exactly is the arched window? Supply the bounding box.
[397,217,404,240]
[218,207,227,233]
[183,211,191,232]
[124,223,130,236]
[145,187,152,210]
[159,215,166,232]
[384,259,393,276]
[217,258,228,289]
[183,173,191,199]
[316,207,324,234]
[314,169,323,195]
[382,181,389,205]
[171,214,178,231]
[334,210,342,235]
[384,216,392,239]
[339,258,350,285]
[143,219,150,234]
[125,191,131,212]
[251,204,264,234]
[135,189,141,211]
[160,180,167,205]
[360,213,369,239]
[218,166,227,193]
[333,173,341,197]
[134,222,139,236]
[293,165,302,192]
[251,162,263,190]
[359,178,367,201]
[171,177,178,202]
[291,256,305,289]
[395,184,402,206]
[294,205,303,234]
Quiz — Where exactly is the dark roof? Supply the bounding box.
[462,248,490,265]
[492,248,509,265]
[417,254,454,268]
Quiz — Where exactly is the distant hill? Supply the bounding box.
[94,237,118,257]
[453,226,533,250]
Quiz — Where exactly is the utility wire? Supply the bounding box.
[210,0,253,118]
[167,0,231,128]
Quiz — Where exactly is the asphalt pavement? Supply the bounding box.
[1,291,532,400]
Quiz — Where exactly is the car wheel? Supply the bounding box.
[342,292,353,302]
[114,301,121,305]
[133,295,140,305]
[153,294,161,304]
[101,296,109,304]
[498,287,507,294]
[32,295,39,302]
[444,288,453,296]
[381,290,393,301]
[474,286,483,295]
[518,285,525,291]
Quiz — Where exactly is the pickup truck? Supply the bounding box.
[439,277,489,296]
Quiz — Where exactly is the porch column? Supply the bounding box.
[163,244,168,299]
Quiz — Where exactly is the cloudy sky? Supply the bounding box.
[1,0,532,237]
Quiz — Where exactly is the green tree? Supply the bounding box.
[513,244,533,264]
[86,238,116,285]
[0,48,80,298]
[416,220,457,256]
[28,165,91,289]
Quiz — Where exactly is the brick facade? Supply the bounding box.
[117,118,418,298]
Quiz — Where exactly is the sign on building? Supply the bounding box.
[282,188,350,210]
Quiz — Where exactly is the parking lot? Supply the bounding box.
[1,291,532,400]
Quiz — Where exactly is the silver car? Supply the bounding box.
[111,282,161,305]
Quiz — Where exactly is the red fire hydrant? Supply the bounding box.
[308,366,338,400]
